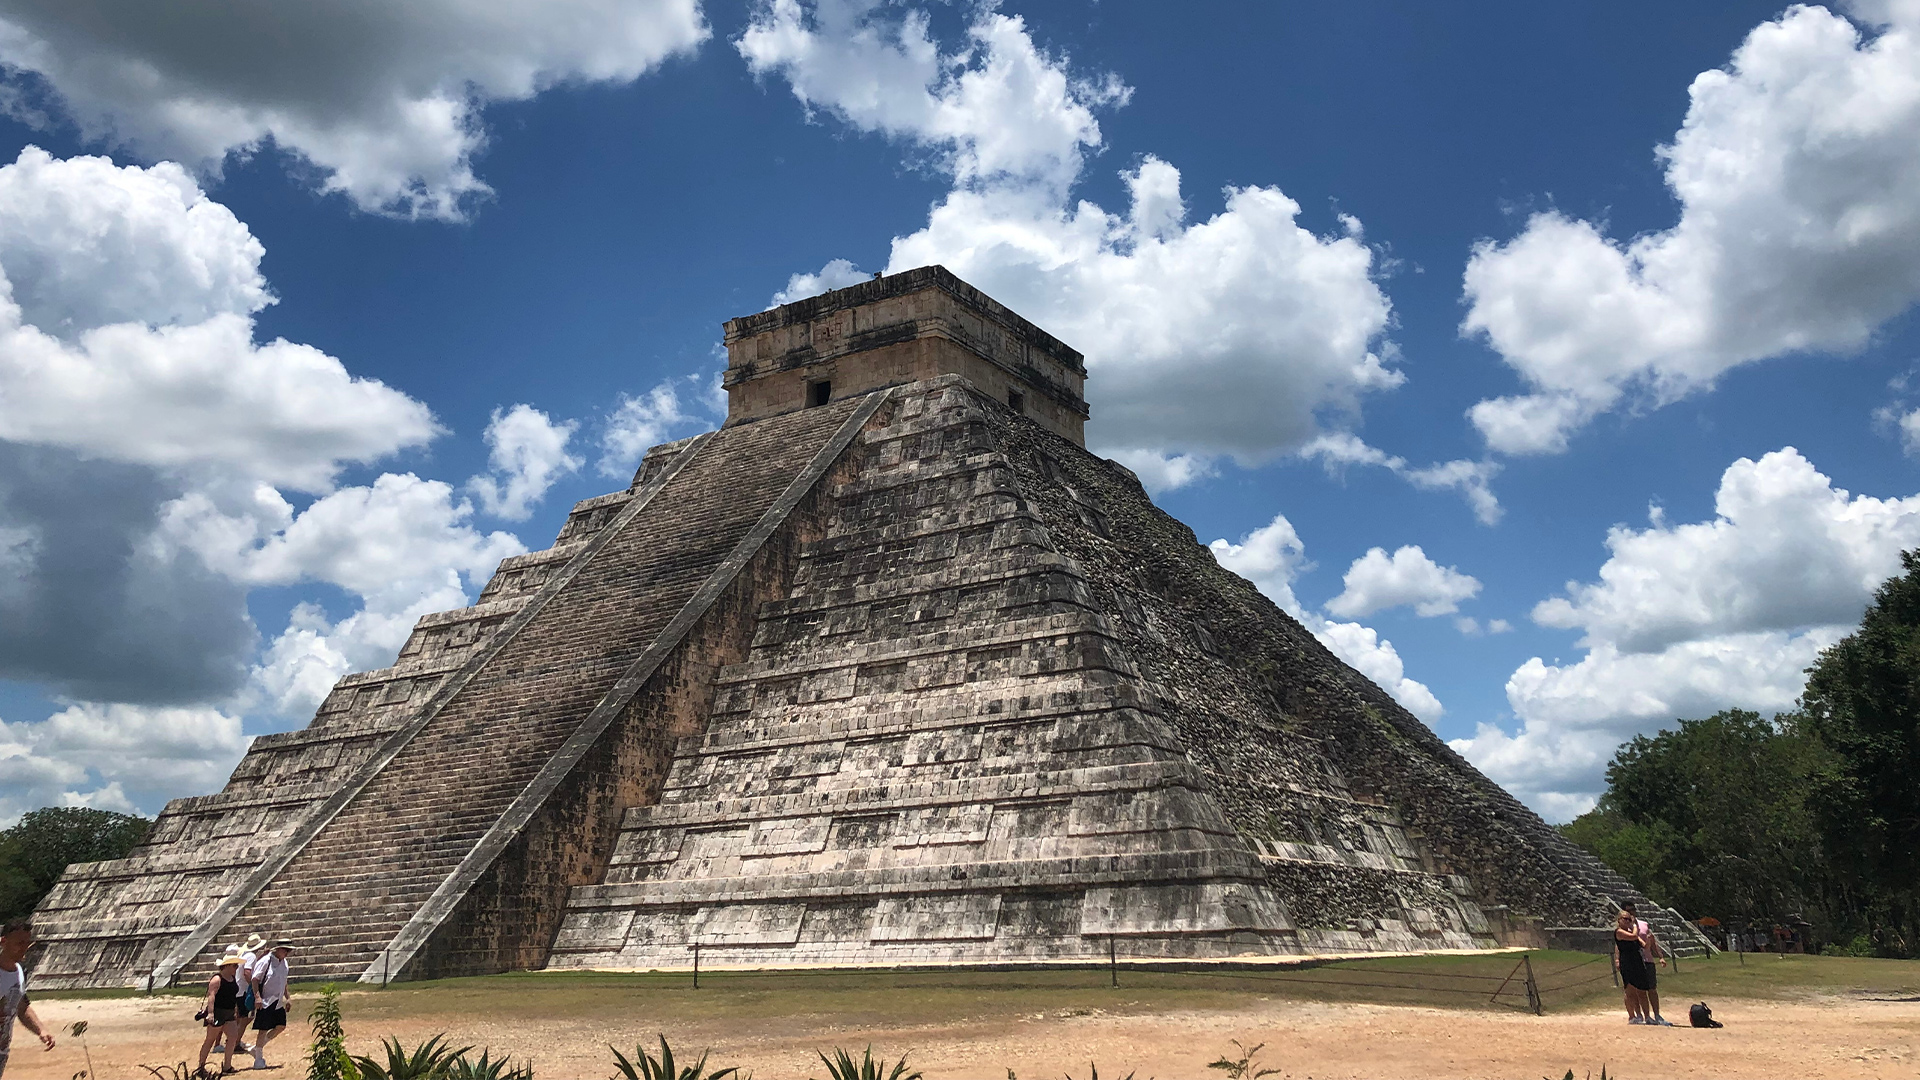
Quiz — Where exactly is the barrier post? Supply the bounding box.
[692,943,700,989]
[1522,954,1542,1016]
[381,951,389,989]
[146,971,154,996]
[1108,935,1117,988]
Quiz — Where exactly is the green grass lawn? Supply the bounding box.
[38,950,1919,1022]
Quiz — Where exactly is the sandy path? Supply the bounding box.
[11,991,1918,1079]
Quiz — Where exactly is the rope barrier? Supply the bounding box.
[1536,970,1620,995]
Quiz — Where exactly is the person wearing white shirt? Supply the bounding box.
[248,941,294,1071]
[0,921,56,1077]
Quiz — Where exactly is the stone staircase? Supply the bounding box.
[170,396,875,985]
[1456,773,1713,957]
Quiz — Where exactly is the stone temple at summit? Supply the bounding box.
[28,267,1703,988]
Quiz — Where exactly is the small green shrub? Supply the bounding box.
[1206,1040,1278,1079]
[1822,934,1876,957]
[609,1035,744,1080]
[815,1045,921,1080]
[306,985,357,1080]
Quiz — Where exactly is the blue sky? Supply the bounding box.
[1,0,1917,824]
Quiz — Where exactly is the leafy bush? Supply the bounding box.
[815,1045,921,1080]
[610,1035,743,1080]
[305,985,355,1080]
[352,1034,474,1079]
[1822,934,1876,957]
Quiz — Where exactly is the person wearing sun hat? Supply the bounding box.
[247,940,294,1071]
[233,934,266,1053]
[198,953,247,1076]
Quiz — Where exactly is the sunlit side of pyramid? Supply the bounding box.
[29,267,1703,988]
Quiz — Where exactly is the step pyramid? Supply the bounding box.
[28,267,1706,988]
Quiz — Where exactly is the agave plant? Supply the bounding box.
[448,1048,533,1080]
[352,1034,474,1080]
[609,1035,744,1080]
[815,1045,921,1080]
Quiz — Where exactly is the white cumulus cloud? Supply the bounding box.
[0,148,437,491]
[741,0,1405,484]
[0,0,709,218]
[0,148,540,816]
[1209,514,1445,721]
[599,381,703,479]
[0,702,248,825]
[1455,446,1920,817]
[469,404,582,521]
[163,473,526,721]
[1326,545,1481,619]
[1462,2,1920,455]
[771,258,873,306]
[1297,433,1503,525]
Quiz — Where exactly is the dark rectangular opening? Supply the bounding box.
[1007,389,1025,413]
[808,379,832,408]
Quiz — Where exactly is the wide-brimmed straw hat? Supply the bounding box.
[242,933,267,953]
[218,955,242,967]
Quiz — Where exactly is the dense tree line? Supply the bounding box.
[0,806,149,923]
[1562,552,1920,958]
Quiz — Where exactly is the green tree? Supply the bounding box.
[1799,549,1920,956]
[1558,710,1830,928]
[0,806,150,921]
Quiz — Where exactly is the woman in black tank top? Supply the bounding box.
[199,957,245,1074]
[1615,908,1653,1022]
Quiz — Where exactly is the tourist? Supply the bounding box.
[1614,907,1654,1024]
[232,937,262,1053]
[0,920,56,1077]
[247,941,294,1071]
[1624,902,1671,1025]
[198,954,246,1076]
[236,933,265,1005]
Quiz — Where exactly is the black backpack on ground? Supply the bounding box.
[1690,1001,1724,1028]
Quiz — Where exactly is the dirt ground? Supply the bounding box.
[12,958,1919,1079]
